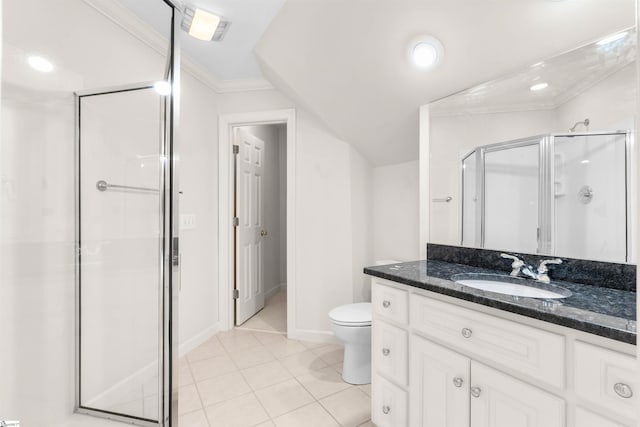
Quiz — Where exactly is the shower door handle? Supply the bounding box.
[172,237,180,266]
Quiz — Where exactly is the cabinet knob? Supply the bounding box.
[382,348,391,356]
[382,300,391,308]
[382,405,391,415]
[453,377,464,388]
[614,382,633,399]
[470,386,482,398]
[461,328,473,338]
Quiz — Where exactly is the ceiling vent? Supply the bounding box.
[211,20,231,42]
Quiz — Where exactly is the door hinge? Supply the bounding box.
[232,289,239,299]
[232,145,239,154]
[233,217,239,227]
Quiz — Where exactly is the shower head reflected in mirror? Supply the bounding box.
[569,118,590,132]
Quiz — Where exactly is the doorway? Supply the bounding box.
[218,110,297,338]
[233,124,287,332]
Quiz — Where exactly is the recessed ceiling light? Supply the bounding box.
[27,55,54,73]
[154,81,171,96]
[597,31,628,46]
[184,7,221,41]
[408,35,444,71]
[530,82,549,91]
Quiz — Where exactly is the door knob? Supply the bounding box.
[260,230,268,237]
[453,377,464,388]
[470,386,482,398]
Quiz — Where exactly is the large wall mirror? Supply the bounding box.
[425,7,636,264]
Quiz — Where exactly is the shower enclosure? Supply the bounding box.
[461,131,631,263]
[74,2,181,426]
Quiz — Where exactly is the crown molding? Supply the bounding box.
[81,0,274,94]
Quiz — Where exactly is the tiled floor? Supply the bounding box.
[237,288,287,333]
[178,329,373,427]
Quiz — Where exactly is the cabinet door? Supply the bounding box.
[470,362,565,427]
[411,335,470,427]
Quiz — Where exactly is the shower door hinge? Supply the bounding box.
[233,217,239,227]
[232,289,239,299]
[232,145,239,154]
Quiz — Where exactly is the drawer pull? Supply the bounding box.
[461,328,473,338]
[382,348,391,356]
[614,382,633,399]
[470,386,482,398]
[453,377,464,388]
[382,300,391,308]
[382,405,391,414]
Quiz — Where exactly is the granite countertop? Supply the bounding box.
[364,260,637,345]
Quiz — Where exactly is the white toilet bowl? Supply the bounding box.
[328,302,372,385]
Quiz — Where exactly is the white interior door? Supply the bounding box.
[235,128,266,325]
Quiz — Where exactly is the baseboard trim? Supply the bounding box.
[179,322,222,357]
[288,328,339,345]
[264,282,287,301]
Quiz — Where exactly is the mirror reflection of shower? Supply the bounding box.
[461,131,631,263]
[569,118,590,132]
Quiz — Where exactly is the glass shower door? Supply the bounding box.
[78,86,166,424]
[483,139,541,253]
[553,133,628,262]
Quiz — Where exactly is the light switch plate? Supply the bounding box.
[180,214,196,230]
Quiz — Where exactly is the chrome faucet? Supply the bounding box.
[500,253,526,277]
[500,253,562,284]
[536,258,563,284]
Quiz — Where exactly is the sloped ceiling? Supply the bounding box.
[255,0,635,166]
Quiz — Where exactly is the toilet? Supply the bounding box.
[328,259,401,385]
[328,302,372,385]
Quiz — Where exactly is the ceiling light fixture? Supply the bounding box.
[181,7,229,41]
[597,31,628,46]
[27,55,54,73]
[408,35,444,71]
[530,82,549,91]
[154,81,172,96]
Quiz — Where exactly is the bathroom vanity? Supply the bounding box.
[364,257,637,427]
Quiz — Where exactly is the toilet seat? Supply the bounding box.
[329,303,372,327]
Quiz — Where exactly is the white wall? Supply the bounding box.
[238,124,286,297]
[177,71,221,351]
[372,160,421,263]
[555,63,636,133]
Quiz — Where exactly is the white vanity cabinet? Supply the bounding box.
[370,277,637,427]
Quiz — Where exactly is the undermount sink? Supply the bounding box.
[450,273,572,299]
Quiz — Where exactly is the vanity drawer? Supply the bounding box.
[373,319,408,386]
[372,281,409,325]
[573,341,637,420]
[410,293,565,389]
[372,374,408,427]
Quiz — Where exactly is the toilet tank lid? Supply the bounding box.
[376,259,401,265]
[329,302,372,324]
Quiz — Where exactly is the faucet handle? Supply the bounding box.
[538,258,563,274]
[500,253,524,276]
